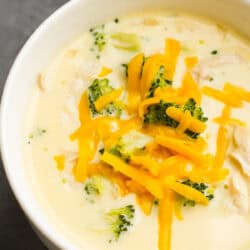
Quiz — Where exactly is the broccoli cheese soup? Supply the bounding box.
[24,11,250,250]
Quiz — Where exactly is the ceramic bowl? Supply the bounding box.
[1,0,250,249]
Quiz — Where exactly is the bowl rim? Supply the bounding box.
[0,0,82,249]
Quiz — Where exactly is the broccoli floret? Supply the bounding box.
[84,176,103,195]
[148,66,172,97]
[103,102,123,117]
[108,131,151,162]
[183,98,208,122]
[88,79,122,117]
[144,99,207,139]
[90,25,106,58]
[180,179,214,207]
[105,205,135,242]
[88,78,113,102]
[144,101,179,127]
[84,176,104,203]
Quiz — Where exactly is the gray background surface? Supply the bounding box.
[0,0,68,249]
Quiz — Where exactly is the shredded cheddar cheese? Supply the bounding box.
[179,57,201,104]
[212,91,246,127]
[214,126,229,168]
[214,117,246,126]
[98,66,113,77]
[94,88,123,112]
[74,132,98,182]
[154,86,177,98]
[131,155,161,176]
[136,193,155,215]
[57,36,235,250]
[54,155,65,171]
[127,53,144,113]
[101,152,164,199]
[166,107,206,133]
[164,177,209,205]
[140,54,164,98]
[140,39,180,99]
[177,110,192,134]
[185,56,198,69]
[174,201,184,221]
[158,190,174,250]
[202,86,243,107]
[78,92,91,123]
[164,39,181,80]
[155,135,209,166]
[224,82,250,102]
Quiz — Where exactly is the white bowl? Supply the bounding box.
[1,0,250,249]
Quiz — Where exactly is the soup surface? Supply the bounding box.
[24,11,250,250]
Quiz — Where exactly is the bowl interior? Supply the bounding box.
[1,0,250,249]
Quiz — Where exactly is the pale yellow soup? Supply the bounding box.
[24,11,250,250]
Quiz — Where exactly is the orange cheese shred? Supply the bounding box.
[185,56,198,69]
[145,141,171,159]
[154,86,182,99]
[158,190,174,250]
[78,91,91,124]
[166,107,206,134]
[164,176,209,205]
[101,152,164,199]
[131,155,161,176]
[164,39,181,80]
[224,82,250,102]
[160,156,188,178]
[73,132,98,182]
[93,117,119,140]
[156,135,209,166]
[214,104,245,126]
[174,201,184,220]
[136,193,155,215]
[98,66,112,77]
[140,54,163,98]
[127,53,144,113]
[179,57,201,104]
[54,155,65,171]
[94,88,123,112]
[202,86,243,107]
[177,110,192,134]
[126,180,146,194]
[140,38,180,99]
[189,167,229,184]
[214,117,246,126]
[214,126,229,168]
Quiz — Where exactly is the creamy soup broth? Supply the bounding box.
[24,11,250,250]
